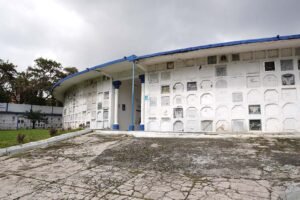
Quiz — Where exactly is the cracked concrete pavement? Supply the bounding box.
[0,133,299,199]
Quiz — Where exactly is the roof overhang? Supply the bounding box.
[136,34,300,65]
[52,58,135,101]
[52,34,300,102]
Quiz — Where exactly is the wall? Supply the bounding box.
[0,103,63,130]
[144,47,300,133]
[63,76,112,129]
[118,79,141,130]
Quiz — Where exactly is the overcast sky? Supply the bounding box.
[1,0,300,71]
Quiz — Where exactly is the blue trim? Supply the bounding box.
[52,34,300,90]
[128,124,134,131]
[112,124,119,130]
[112,80,122,89]
[136,34,300,60]
[139,74,145,83]
[139,124,144,131]
[52,57,128,90]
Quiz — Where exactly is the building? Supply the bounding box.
[52,34,300,133]
[0,103,63,130]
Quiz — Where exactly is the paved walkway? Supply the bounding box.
[0,133,299,199]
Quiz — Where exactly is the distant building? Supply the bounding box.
[53,34,300,132]
[0,103,63,130]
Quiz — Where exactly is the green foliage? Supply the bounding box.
[0,57,78,105]
[16,133,26,144]
[0,128,83,148]
[49,128,58,137]
[0,59,18,102]
[23,109,46,129]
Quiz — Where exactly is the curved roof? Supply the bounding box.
[52,34,300,101]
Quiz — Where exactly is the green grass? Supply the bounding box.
[0,128,82,148]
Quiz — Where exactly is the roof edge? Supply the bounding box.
[135,34,300,60]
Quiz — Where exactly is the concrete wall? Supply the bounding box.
[63,76,112,129]
[144,47,300,133]
[118,79,141,130]
[0,103,63,130]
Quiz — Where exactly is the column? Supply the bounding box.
[112,80,121,130]
[128,62,135,131]
[139,74,145,131]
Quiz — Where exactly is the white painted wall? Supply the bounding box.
[144,47,300,133]
[117,79,141,130]
[63,76,112,129]
[0,103,63,130]
[62,46,300,133]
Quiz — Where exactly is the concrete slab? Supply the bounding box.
[0,133,299,199]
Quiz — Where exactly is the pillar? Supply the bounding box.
[128,62,135,131]
[112,80,121,130]
[139,74,145,131]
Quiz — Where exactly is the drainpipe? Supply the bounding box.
[128,61,135,131]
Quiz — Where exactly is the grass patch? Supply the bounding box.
[0,128,82,148]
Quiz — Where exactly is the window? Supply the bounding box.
[161,85,170,94]
[232,54,240,61]
[207,56,217,64]
[166,62,174,69]
[265,61,275,71]
[215,65,227,76]
[282,74,295,85]
[187,82,197,91]
[248,105,261,114]
[249,119,261,131]
[280,59,294,71]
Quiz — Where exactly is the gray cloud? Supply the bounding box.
[1,0,300,71]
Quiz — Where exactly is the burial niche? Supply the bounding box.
[200,80,213,89]
[265,118,280,132]
[200,93,213,105]
[201,120,213,131]
[186,107,198,119]
[263,75,278,87]
[173,120,184,132]
[187,94,198,106]
[281,74,295,85]
[216,120,229,132]
[173,107,183,118]
[173,82,184,93]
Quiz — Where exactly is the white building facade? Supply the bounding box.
[0,103,63,130]
[53,34,300,133]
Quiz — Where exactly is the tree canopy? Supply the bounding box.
[0,57,78,105]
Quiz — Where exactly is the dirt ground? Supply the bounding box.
[0,133,299,199]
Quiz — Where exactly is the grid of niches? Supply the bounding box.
[145,47,300,132]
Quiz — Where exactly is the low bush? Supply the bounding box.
[49,128,58,137]
[16,133,26,144]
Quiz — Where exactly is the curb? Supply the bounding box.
[0,129,92,156]
[94,130,300,139]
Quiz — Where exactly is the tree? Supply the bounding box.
[27,57,66,105]
[23,109,45,129]
[63,67,78,76]
[0,59,17,102]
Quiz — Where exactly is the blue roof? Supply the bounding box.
[136,34,300,60]
[53,34,300,91]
